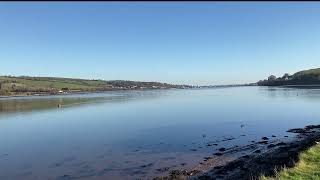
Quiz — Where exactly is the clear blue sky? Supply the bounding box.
[0,2,320,85]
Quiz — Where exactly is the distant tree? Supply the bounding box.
[268,75,277,81]
[282,73,290,79]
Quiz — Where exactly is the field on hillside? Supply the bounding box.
[0,76,103,92]
[0,76,185,96]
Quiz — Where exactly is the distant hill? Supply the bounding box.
[257,68,320,86]
[0,76,191,96]
[294,68,320,77]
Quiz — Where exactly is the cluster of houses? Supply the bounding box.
[258,73,294,86]
[58,87,70,94]
[53,84,192,94]
[102,85,163,90]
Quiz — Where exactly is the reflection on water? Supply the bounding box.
[262,86,320,101]
[0,87,320,179]
[0,90,170,117]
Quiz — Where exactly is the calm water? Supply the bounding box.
[0,87,320,179]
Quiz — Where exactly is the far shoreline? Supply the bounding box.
[0,87,186,99]
[0,85,259,99]
[2,85,320,99]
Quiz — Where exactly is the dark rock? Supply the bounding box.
[290,144,299,149]
[287,128,308,133]
[267,144,276,149]
[276,142,287,146]
[261,137,269,140]
[305,125,320,130]
[254,150,261,153]
[213,152,223,156]
[218,148,226,152]
[242,155,250,158]
[280,146,290,151]
[140,163,153,168]
[272,135,276,137]
[240,166,248,171]
[258,141,268,144]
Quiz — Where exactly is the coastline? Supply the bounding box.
[154,124,320,180]
[0,88,182,99]
[0,86,254,99]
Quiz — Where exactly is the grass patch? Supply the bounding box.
[0,76,97,90]
[261,144,320,180]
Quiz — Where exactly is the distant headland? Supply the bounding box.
[257,68,320,87]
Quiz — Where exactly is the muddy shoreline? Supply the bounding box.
[154,125,320,180]
[0,88,178,99]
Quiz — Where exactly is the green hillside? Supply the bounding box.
[294,68,320,77]
[0,76,188,96]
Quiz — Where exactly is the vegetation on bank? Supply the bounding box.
[0,76,191,96]
[257,68,320,86]
[261,144,320,180]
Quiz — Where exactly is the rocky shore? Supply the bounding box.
[154,125,320,180]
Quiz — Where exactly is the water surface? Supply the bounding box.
[0,87,320,179]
